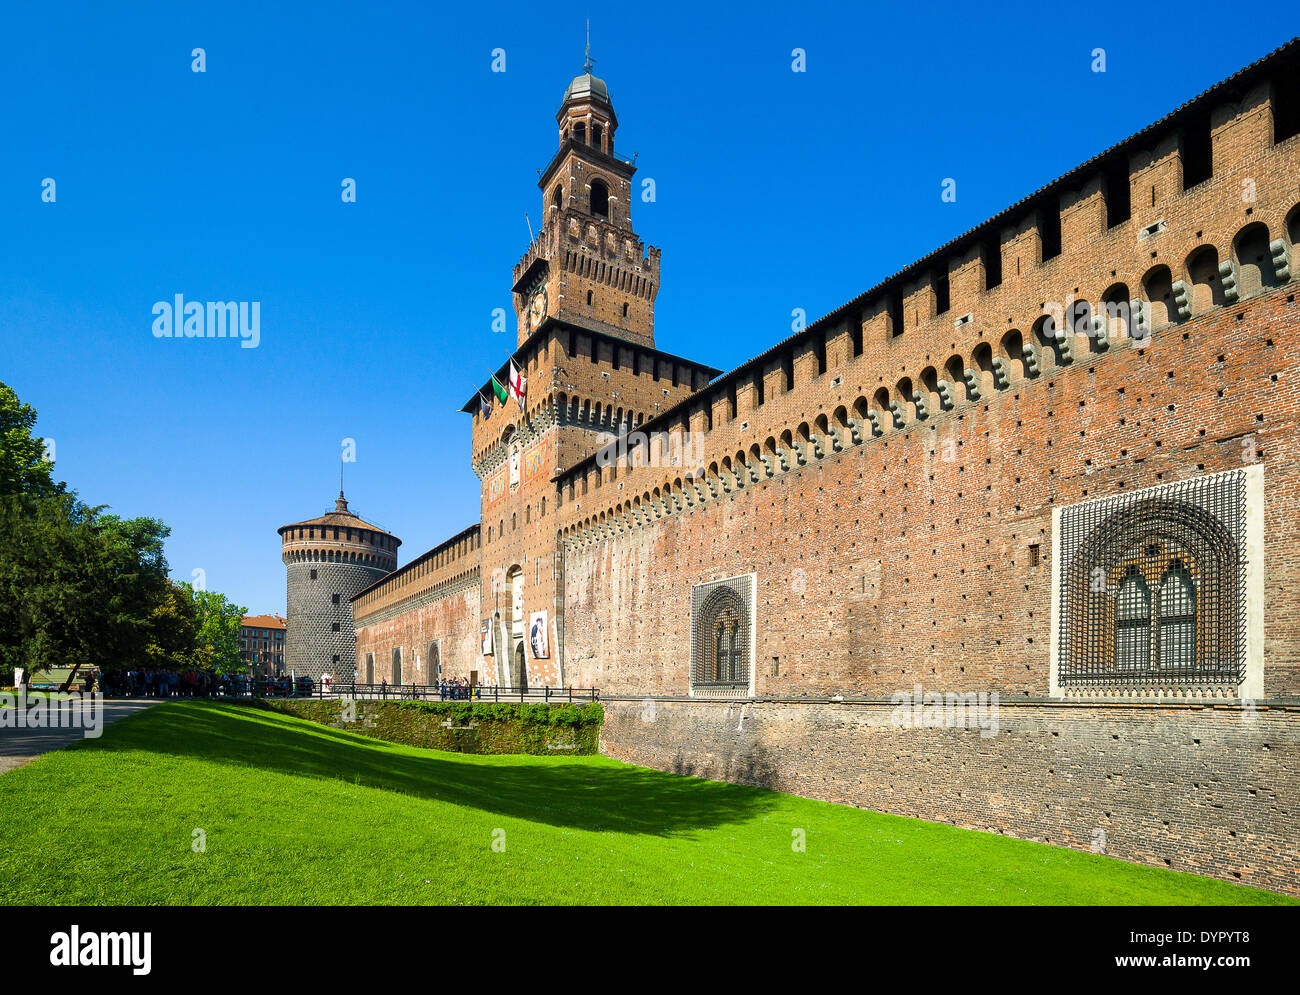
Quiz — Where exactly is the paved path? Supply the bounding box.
[0,698,157,775]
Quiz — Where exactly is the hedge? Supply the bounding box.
[246,698,603,755]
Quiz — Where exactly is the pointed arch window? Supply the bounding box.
[690,575,753,695]
[1115,569,1151,671]
[1057,469,1250,694]
[1159,563,1196,670]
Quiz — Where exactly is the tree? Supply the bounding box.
[0,381,245,688]
[187,587,247,674]
[143,581,201,672]
[0,381,60,497]
[0,492,174,687]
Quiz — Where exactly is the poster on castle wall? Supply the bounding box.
[480,619,493,656]
[529,609,550,659]
[523,438,550,485]
[486,469,506,506]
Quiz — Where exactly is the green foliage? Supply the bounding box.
[185,586,247,674]
[143,581,201,672]
[257,698,604,756]
[0,381,60,498]
[0,381,245,681]
[0,492,171,679]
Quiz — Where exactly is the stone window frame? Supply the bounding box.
[689,573,756,699]
[1049,464,1264,700]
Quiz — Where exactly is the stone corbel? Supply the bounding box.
[1218,260,1239,303]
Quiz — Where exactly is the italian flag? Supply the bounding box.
[490,375,509,404]
[508,362,527,406]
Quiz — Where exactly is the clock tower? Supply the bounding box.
[465,60,719,691]
[511,62,660,348]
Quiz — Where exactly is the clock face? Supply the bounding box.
[528,288,548,331]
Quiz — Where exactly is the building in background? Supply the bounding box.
[240,615,286,676]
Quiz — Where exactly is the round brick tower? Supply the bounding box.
[278,492,400,682]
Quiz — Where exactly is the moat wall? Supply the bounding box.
[600,695,1300,896]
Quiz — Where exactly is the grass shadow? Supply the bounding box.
[80,701,776,837]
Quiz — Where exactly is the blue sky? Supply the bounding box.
[0,1,1290,614]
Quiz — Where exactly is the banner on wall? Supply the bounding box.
[480,619,494,656]
[523,438,550,484]
[529,610,550,660]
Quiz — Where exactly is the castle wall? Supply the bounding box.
[555,83,1300,523]
[598,696,1300,895]
[353,580,482,687]
[352,526,482,686]
[561,285,1300,698]
[347,49,1300,891]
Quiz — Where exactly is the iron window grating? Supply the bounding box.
[690,574,754,693]
[1057,469,1247,687]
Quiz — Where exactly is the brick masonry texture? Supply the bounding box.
[561,286,1300,699]
[600,697,1299,895]
[334,48,1300,893]
[352,526,482,685]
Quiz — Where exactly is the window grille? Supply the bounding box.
[1115,569,1150,671]
[1159,564,1197,670]
[1057,470,1246,690]
[690,575,753,695]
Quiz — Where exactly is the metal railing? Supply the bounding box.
[302,682,600,704]
[85,677,599,705]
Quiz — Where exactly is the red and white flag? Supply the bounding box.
[508,361,527,406]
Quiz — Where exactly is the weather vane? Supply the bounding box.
[584,19,595,73]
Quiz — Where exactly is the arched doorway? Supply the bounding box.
[507,565,527,690]
[514,643,527,692]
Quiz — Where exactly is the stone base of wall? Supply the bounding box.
[600,696,1300,896]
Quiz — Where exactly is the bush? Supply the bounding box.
[248,698,603,756]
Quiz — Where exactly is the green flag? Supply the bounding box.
[490,375,508,404]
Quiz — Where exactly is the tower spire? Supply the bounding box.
[583,19,594,73]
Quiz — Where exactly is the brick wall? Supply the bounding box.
[353,579,482,686]
[562,285,1300,698]
[353,525,482,685]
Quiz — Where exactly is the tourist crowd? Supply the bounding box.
[91,670,316,699]
[435,677,478,700]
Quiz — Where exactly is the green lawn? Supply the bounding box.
[0,701,1290,905]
